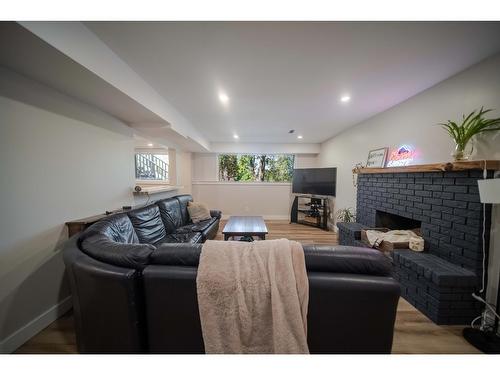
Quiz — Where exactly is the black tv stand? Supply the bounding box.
[290,195,330,230]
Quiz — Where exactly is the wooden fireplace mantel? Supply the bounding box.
[353,160,500,174]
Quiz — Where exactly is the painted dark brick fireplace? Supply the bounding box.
[338,168,494,324]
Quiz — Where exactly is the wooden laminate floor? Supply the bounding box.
[14,220,480,354]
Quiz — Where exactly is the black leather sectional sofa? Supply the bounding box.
[63,194,401,354]
[77,194,221,269]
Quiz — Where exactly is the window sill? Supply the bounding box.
[133,184,183,195]
[192,181,292,186]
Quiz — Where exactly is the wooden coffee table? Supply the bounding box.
[222,216,268,241]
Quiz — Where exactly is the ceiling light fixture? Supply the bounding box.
[147,143,153,147]
[340,95,351,103]
[218,92,230,104]
[233,134,239,139]
[297,135,303,139]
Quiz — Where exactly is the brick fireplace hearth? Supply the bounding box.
[338,162,498,325]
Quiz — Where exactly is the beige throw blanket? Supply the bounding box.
[196,239,309,354]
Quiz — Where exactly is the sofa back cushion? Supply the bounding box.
[149,243,392,276]
[127,204,167,244]
[175,194,193,226]
[303,245,392,276]
[80,213,139,244]
[156,198,183,233]
[80,234,155,270]
[151,243,203,266]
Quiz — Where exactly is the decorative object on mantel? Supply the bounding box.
[438,107,500,161]
[335,207,356,223]
[353,160,500,174]
[386,144,417,167]
[366,147,388,168]
[352,162,364,187]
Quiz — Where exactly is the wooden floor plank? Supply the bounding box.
[14,220,479,354]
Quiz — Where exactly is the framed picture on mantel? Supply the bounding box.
[366,147,388,168]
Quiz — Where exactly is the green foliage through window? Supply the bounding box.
[218,154,295,182]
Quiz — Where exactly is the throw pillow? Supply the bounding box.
[187,201,212,223]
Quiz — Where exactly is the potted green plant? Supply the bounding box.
[439,107,500,161]
[336,207,356,223]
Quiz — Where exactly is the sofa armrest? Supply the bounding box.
[210,210,222,219]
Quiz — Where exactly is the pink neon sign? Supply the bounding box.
[386,145,417,167]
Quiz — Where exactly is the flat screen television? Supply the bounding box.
[292,168,337,196]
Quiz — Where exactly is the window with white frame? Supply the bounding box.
[135,152,169,182]
[218,154,294,182]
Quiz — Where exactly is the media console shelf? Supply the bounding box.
[290,195,330,230]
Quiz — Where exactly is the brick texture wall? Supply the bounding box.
[356,170,492,277]
[351,169,494,324]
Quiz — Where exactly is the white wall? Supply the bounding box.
[295,154,319,169]
[192,182,293,219]
[191,153,317,219]
[318,52,500,318]
[176,151,192,195]
[0,67,181,352]
[319,53,500,212]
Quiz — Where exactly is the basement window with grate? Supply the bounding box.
[135,152,169,182]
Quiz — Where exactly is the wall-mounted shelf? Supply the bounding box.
[133,185,183,195]
[353,160,500,174]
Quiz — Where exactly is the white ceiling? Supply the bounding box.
[0,22,210,152]
[85,22,500,144]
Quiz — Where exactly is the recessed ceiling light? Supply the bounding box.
[340,95,351,103]
[147,143,153,147]
[297,135,303,139]
[218,92,229,104]
[233,134,239,139]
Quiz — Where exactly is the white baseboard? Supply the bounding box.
[221,214,290,220]
[0,295,72,353]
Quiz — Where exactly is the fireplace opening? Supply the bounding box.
[375,210,421,230]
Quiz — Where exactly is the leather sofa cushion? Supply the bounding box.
[149,243,392,276]
[201,220,219,241]
[155,232,203,245]
[80,234,155,270]
[175,218,217,234]
[79,213,139,244]
[127,205,167,244]
[151,243,203,266]
[303,245,392,276]
[210,210,222,219]
[175,195,193,226]
[156,198,183,233]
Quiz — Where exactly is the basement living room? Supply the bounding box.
[1,4,500,371]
